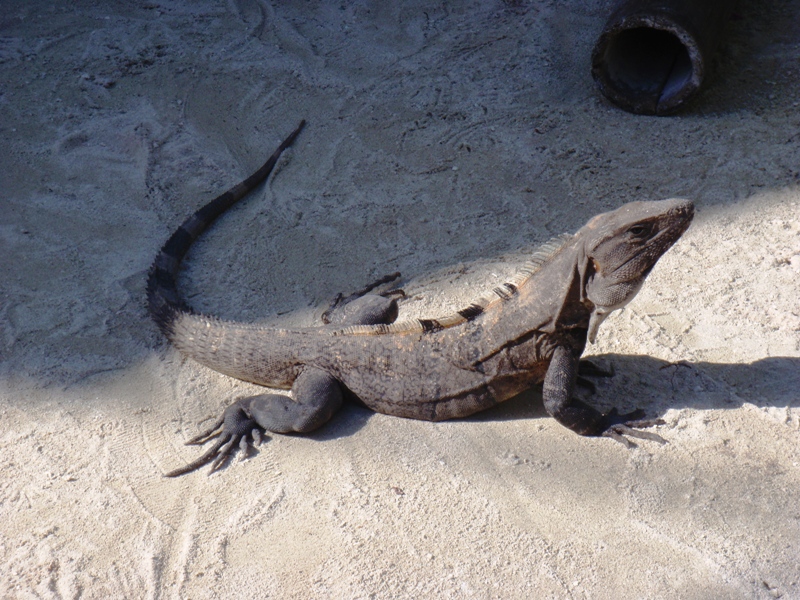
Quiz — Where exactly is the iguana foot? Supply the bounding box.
[164,400,265,478]
[599,408,666,448]
[322,272,404,324]
[543,347,667,446]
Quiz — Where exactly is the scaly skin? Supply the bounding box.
[148,121,694,476]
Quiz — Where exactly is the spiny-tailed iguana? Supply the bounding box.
[148,120,694,477]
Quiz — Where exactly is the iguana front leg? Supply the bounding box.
[164,292,400,477]
[542,346,666,446]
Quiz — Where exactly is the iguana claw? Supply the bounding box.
[599,408,666,447]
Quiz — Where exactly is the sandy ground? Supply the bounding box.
[2,0,799,598]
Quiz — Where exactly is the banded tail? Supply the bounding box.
[147,120,306,337]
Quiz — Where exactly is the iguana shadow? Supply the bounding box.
[309,355,800,441]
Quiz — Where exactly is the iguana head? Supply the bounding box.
[578,198,694,343]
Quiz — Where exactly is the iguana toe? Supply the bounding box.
[599,408,667,447]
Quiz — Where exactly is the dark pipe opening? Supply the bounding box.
[603,28,694,107]
[592,0,733,115]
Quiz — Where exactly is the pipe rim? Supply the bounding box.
[592,14,704,115]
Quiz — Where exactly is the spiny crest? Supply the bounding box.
[333,233,574,337]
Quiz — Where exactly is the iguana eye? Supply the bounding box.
[628,224,652,237]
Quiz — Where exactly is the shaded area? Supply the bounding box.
[468,355,800,423]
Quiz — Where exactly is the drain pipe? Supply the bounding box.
[591,0,734,115]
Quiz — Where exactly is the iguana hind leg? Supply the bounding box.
[543,346,666,445]
[165,368,344,477]
[165,289,400,477]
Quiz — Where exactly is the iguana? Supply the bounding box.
[148,120,694,477]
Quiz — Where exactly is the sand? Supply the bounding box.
[1,0,799,597]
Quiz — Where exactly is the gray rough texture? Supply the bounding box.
[151,167,692,474]
[1,0,799,598]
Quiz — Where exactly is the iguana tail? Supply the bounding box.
[146,120,306,338]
